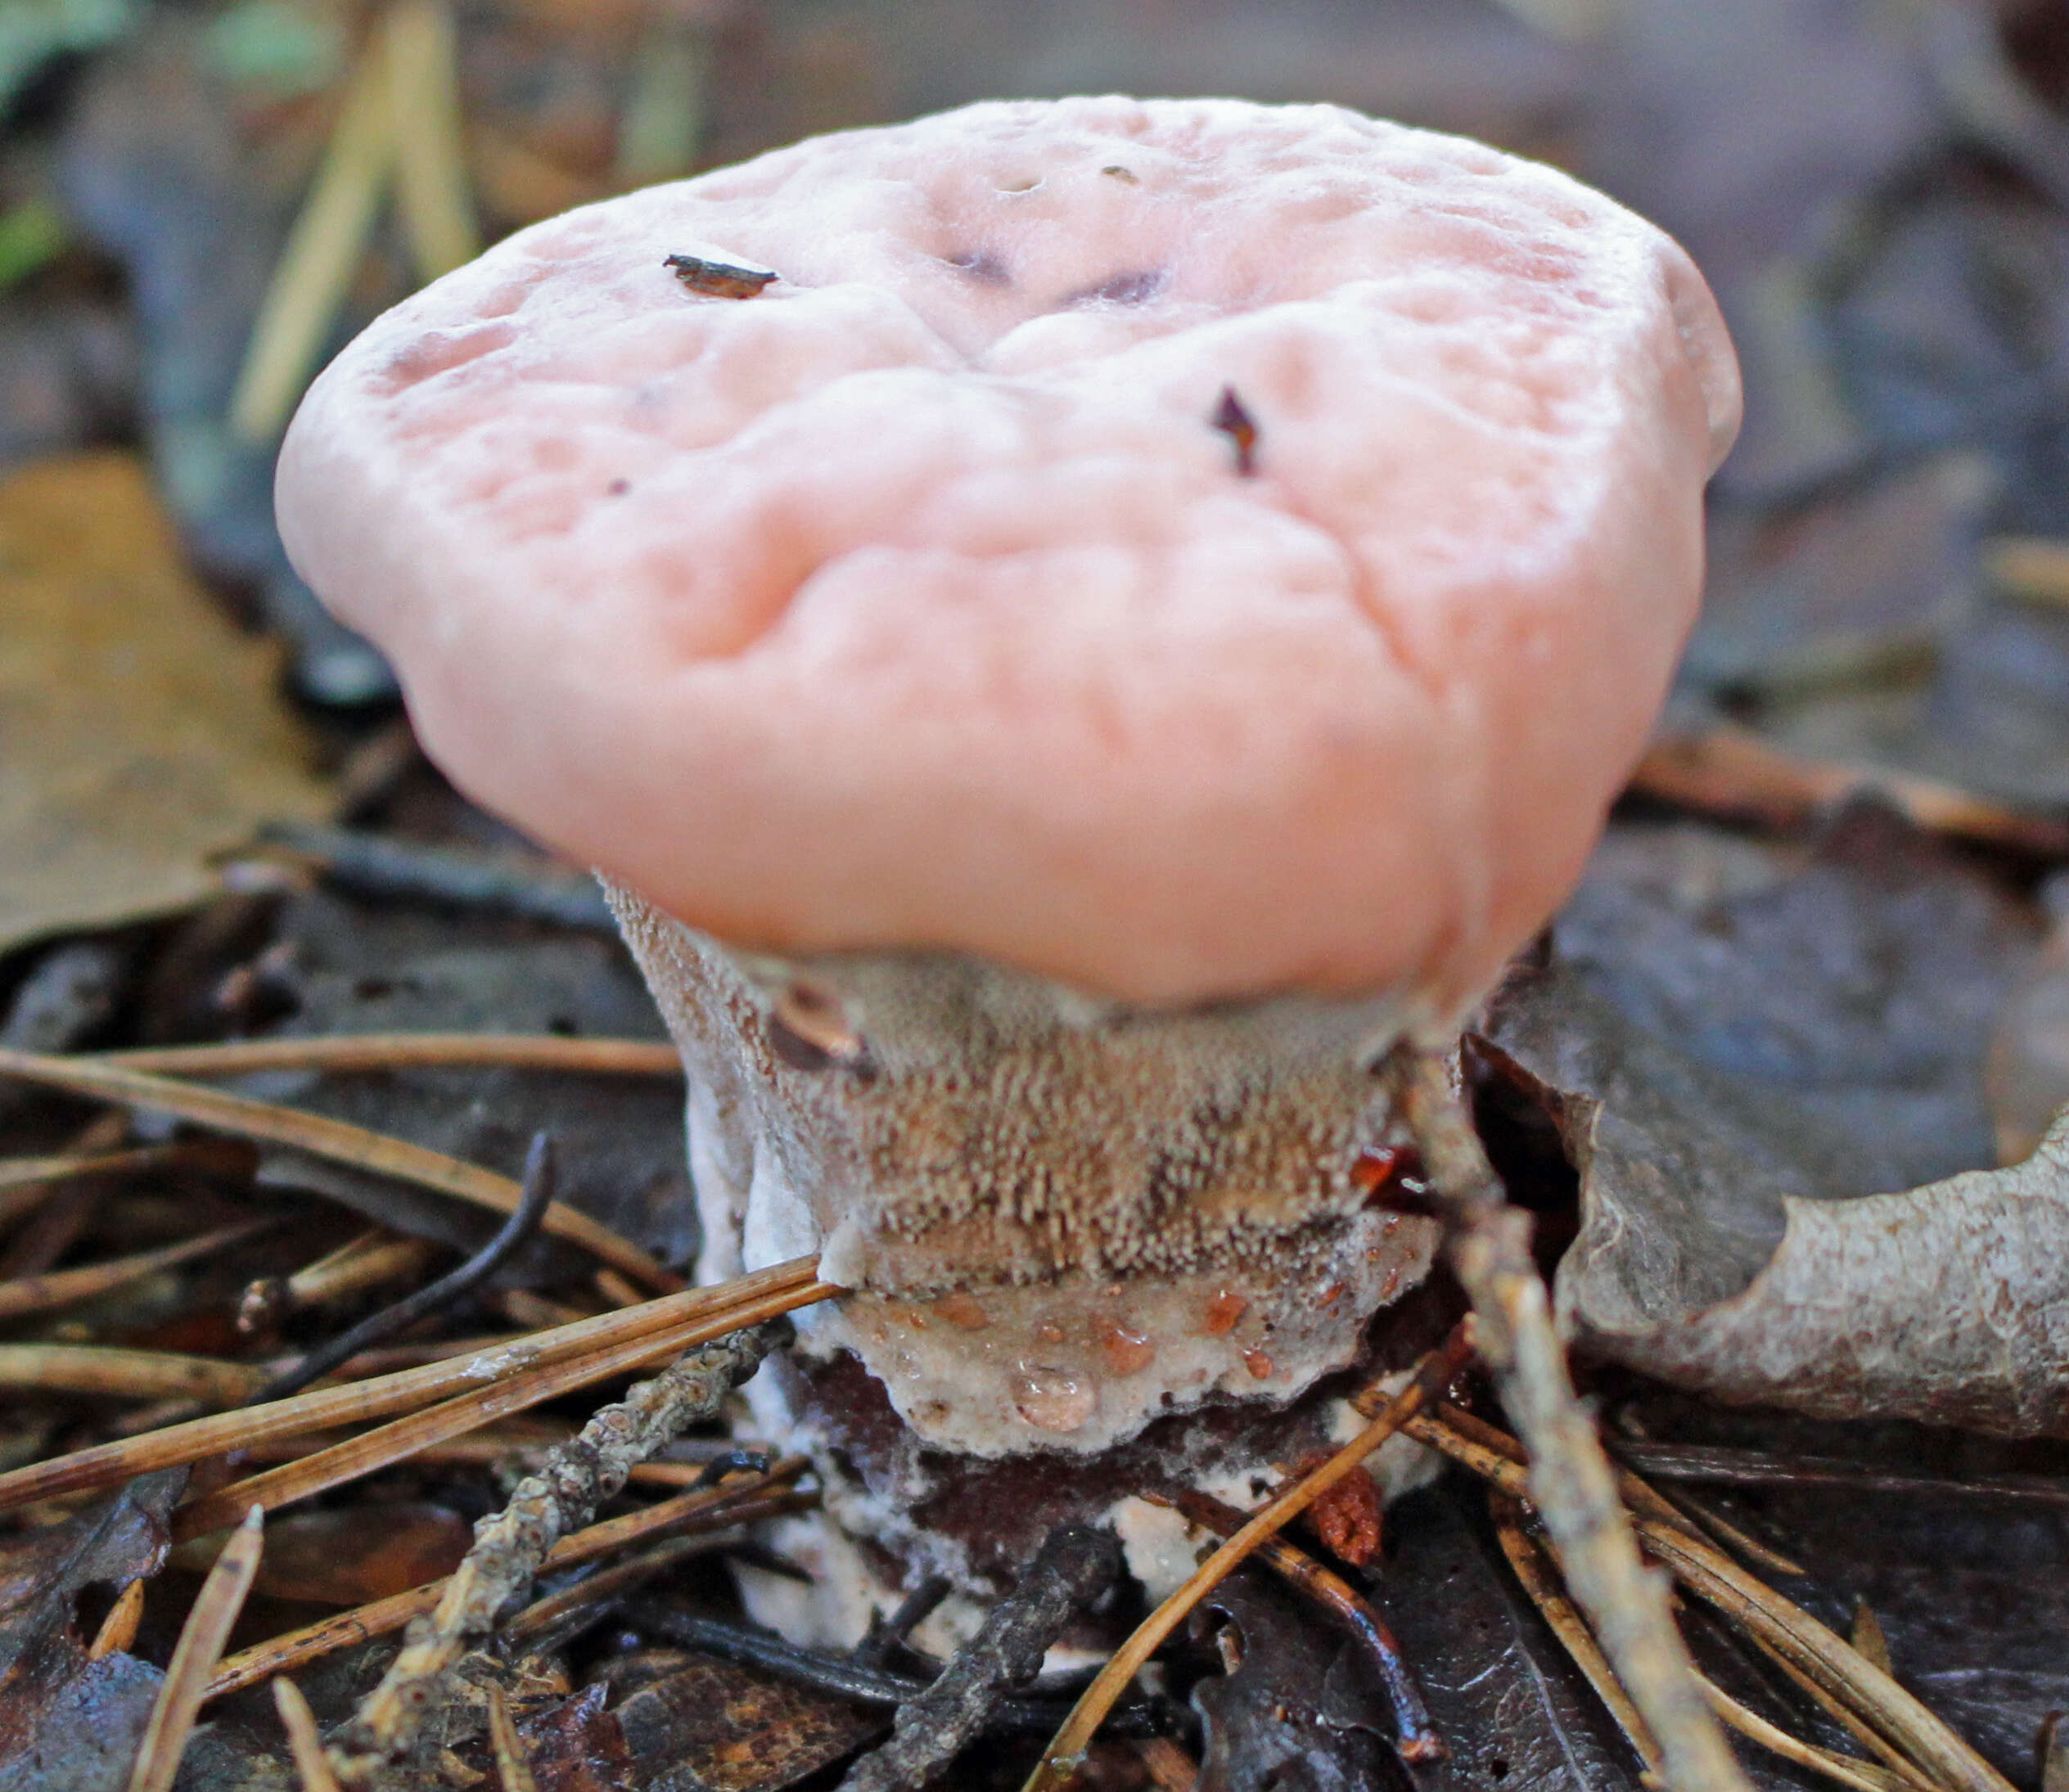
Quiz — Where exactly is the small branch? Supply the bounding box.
[1391,1047,1750,1792]
[205,1466,809,1701]
[841,1524,1122,1792]
[331,1324,782,1775]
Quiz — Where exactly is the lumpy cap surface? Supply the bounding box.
[277,95,1739,1007]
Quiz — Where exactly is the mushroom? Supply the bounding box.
[277,96,1740,1646]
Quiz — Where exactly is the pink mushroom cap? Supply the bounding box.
[277,96,1740,1011]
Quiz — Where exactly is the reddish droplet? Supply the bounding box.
[1036,1321,1066,1345]
[1318,1281,1346,1309]
[1201,1290,1248,1335]
[1242,1348,1274,1380]
[1353,1145,1404,1195]
[932,1293,989,1330]
[1100,1323,1156,1376]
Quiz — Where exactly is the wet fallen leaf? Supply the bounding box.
[515,1682,633,1792]
[1478,807,2063,1433]
[237,889,695,1271]
[0,453,332,957]
[1574,1110,2069,1434]
[237,1502,472,1607]
[1356,1493,1642,1792]
[1190,1567,1403,1792]
[0,1469,182,1790]
[612,1655,879,1791]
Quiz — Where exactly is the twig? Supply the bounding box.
[484,1684,539,1792]
[0,1046,677,1290]
[641,1610,1166,1736]
[0,1256,829,1512]
[274,1679,345,1792]
[172,1281,814,1538]
[103,1035,680,1079]
[205,1466,808,1700]
[127,1506,265,1792]
[1490,1492,1662,1775]
[853,1574,951,1669]
[255,823,617,932]
[1161,1488,1441,1761]
[0,1217,276,1325]
[843,1524,1121,1792]
[331,1325,784,1774]
[254,1133,557,1403]
[1391,1047,1748,1792]
[1021,1326,1473,1791]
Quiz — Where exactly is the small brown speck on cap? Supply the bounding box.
[664,254,778,299]
[1212,385,1259,476]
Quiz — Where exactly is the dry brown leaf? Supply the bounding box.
[0,453,332,953]
[1577,1110,2069,1436]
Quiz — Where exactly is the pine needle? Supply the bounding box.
[205,1466,809,1700]
[89,1578,145,1660]
[1020,1326,1471,1791]
[0,1217,274,1323]
[484,1684,539,1792]
[274,1678,345,1792]
[385,0,478,279]
[228,33,394,443]
[171,1270,821,1538]
[126,1506,265,1792]
[0,1256,829,1512]
[101,1033,679,1078]
[0,1044,678,1290]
